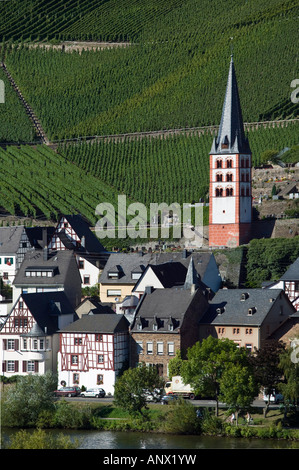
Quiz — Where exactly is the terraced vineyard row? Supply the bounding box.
[0,145,121,224]
[1,0,297,142]
[59,122,299,208]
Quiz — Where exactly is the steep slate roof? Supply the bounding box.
[25,226,55,249]
[200,289,292,326]
[131,287,209,333]
[280,258,299,281]
[59,313,129,334]
[19,291,76,335]
[210,55,250,155]
[100,251,215,285]
[0,226,24,254]
[13,249,81,286]
[59,214,107,254]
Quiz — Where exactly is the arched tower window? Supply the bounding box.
[226,187,233,197]
[216,173,223,182]
[226,159,233,168]
[226,173,233,182]
[216,159,223,169]
[215,188,223,197]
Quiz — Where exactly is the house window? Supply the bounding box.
[245,344,253,353]
[295,282,299,291]
[78,260,84,269]
[83,275,90,285]
[71,355,78,365]
[218,327,225,334]
[226,159,232,168]
[73,373,79,384]
[23,339,27,349]
[107,289,121,297]
[146,342,153,355]
[33,339,38,349]
[108,272,119,279]
[27,361,35,372]
[233,328,240,334]
[95,334,103,342]
[215,188,223,197]
[97,374,103,385]
[136,341,143,355]
[131,272,142,280]
[7,339,15,350]
[216,173,223,182]
[98,354,104,364]
[167,342,175,356]
[39,339,44,350]
[74,338,82,345]
[216,159,223,169]
[246,328,253,335]
[157,342,164,355]
[4,258,13,265]
[3,272,8,280]
[7,361,15,372]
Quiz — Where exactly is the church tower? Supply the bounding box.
[209,56,252,248]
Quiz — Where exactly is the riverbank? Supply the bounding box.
[2,400,299,449]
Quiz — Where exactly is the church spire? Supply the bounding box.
[210,55,250,155]
[184,256,199,290]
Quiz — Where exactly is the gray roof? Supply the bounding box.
[131,287,209,333]
[59,313,129,334]
[210,55,250,155]
[13,249,81,286]
[280,258,299,281]
[100,251,215,285]
[12,291,77,335]
[0,226,24,254]
[200,289,288,326]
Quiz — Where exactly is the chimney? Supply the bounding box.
[42,227,47,248]
[145,286,154,294]
[182,249,188,259]
[43,245,48,261]
[81,235,85,248]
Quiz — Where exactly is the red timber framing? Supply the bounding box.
[1,297,33,334]
[285,281,299,309]
[60,332,115,372]
[48,217,81,252]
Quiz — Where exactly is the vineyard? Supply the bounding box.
[0,145,121,225]
[0,0,297,142]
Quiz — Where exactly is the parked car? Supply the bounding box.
[54,386,81,397]
[262,390,284,404]
[161,394,179,405]
[80,388,106,398]
[142,388,163,402]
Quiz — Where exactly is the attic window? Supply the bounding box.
[240,293,249,301]
[25,267,56,277]
[131,272,142,280]
[216,307,225,315]
[248,307,256,315]
[108,272,119,279]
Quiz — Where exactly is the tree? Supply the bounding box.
[168,349,185,379]
[219,363,259,425]
[249,340,285,417]
[2,371,57,427]
[278,339,299,416]
[114,363,165,418]
[181,337,250,416]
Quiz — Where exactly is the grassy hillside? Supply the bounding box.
[1,0,298,141]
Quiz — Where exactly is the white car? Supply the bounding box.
[262,390,283,404]
[80,388,106,398]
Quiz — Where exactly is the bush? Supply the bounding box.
[53,401,92,429]
[162,399,201,434]
[200,409,223,435]
[4,428,78,449]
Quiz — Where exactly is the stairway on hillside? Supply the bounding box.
[0,62,49,145]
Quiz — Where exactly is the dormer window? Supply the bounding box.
[131,272,142,280]
[108,271,119,279]
[241,293,249,301]
[248,307,256,315]
[216,307,225,315]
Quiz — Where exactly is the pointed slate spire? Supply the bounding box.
[211,55,250,155]
[184,257,199,290]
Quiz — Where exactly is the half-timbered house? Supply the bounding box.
[266,257,299,311]
[57,313,129,394]
[1,291,77,377]
[48,214,109,287]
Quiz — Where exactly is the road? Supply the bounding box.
[63,396,280,409]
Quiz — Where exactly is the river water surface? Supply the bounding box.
[3,428,298,449]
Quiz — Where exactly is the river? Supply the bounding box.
[2,428,299,449]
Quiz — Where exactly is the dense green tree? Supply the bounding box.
[249,340,286,417]
[219,363,259,425]
[2,371,57,427]
[181,337,250,416]
[278,339,299,414]
[114,363,164,418]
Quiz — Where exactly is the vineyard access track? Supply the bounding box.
[0,61,298,148]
